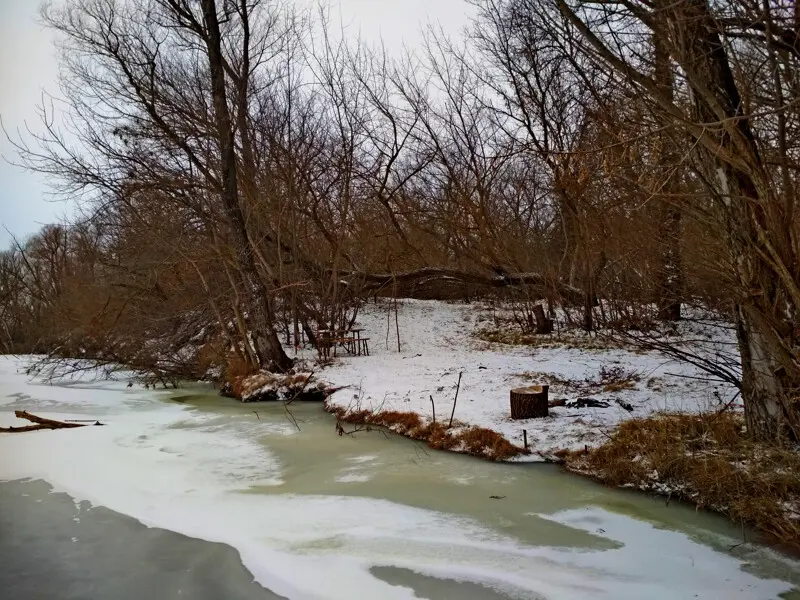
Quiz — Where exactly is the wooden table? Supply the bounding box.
[317,328,370,357]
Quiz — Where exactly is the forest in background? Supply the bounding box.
[1,0,799,442]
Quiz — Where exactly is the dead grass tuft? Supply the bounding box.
[459,426,521,460]
[421,421,460,452]
[565,412,800,547]
[372,411,423,434]
[326,404,527,461]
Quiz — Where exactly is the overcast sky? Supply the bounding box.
[0,0,474,248]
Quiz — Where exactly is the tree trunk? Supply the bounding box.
[582,285,594,332]
[201,0,291,371]
[656,204,683,322]
[582,250,606,332]
[735,306,791,439]
[653,32,683,321]
[658,0,799,439]
[532,303,553,334]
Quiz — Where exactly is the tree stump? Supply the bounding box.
[510,385,549,419]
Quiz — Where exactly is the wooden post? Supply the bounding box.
[448,372,463,428]
[523,429,528,448]
[510,385,549,419]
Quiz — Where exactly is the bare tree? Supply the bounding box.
[553,0,800,439]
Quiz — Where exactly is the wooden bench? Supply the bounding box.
[332,337,357,357]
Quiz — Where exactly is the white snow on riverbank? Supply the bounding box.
[319,300,739,459]
[0,354,795,600]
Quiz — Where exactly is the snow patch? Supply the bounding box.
[318,300,737,459]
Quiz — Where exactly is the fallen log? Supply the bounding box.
[15,410,87,428]
[336,267,587,305]
[0,424,51,433]
[0,411,104,433]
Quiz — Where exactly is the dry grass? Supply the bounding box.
[326,404,526,461]
[565,413,800,547]
[458,426,521,460]
[224,354,260,397]
[371,411,423,433]
[195,342,225,376]
[603,380,636,393]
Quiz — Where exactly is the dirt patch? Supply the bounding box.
[325,403,526,461]
[563,412,800,547]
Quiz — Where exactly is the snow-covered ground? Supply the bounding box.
[320,300,740,459]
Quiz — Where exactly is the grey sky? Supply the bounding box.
[0,0,474,249]
[0,0,61,248]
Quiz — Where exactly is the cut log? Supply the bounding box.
[510,385,549,419]
[532,304,554,334]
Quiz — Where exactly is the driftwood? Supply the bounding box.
[0,411,104,433]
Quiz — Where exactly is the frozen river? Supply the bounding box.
[1,356,799,599]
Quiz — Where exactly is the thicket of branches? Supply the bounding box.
[2,0,799,440]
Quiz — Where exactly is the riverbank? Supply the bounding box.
[563,412,800,549]
[316,299,800,546]
[325,401,527,460]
